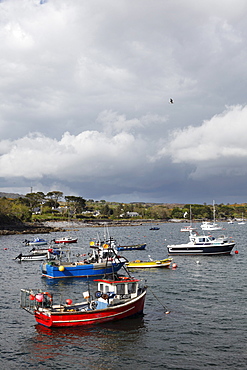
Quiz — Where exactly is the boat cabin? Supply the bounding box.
[189,232,228,245]
[190,234,215,244]
[94,277,140,301]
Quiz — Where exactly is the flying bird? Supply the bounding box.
[169,98,174,104]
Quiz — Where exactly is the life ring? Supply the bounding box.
[95,291,102,298]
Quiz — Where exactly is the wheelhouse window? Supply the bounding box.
[116,284,125,295]
[128,283,137,294]
[199,238,206,242]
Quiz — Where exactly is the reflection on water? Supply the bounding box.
[44,275,97,286]
[35,315,145,337]
[24,316,146,367]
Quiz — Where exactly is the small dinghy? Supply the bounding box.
[126,257,172,269]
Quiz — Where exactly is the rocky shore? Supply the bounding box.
[0,222,64,235]
[0,219,162,235]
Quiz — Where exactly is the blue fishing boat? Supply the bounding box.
[40,245,126,278]
[41,260,125,278]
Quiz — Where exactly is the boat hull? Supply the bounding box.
[28,241,48,246]
[116,243,146,251]
[200,222,222,231]
[16,253,50,261]
[54,238,77,244]
[180,226,196,232]
[34,291,146,328]
[41,261,125,278]
[126,258,172,268]
[167,243,235,255]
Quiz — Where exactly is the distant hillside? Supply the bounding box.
[0,192,23,199]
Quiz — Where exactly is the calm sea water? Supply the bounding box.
[0,222,246,369]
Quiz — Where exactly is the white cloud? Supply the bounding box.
[0,113,149,181]
[158,105,247,179]
[1,0,247,203]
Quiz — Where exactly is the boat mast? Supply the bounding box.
[213,200,216,223]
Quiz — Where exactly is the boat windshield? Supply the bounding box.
[198,237,207,242]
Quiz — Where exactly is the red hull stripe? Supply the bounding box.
[52,306,135,324]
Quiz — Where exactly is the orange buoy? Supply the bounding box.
[235,250,239,254]
[172,263,177,269]
[66,299,72,305]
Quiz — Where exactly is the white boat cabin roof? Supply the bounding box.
[94,277,140,296]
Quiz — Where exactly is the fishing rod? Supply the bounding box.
[148,286,170,314]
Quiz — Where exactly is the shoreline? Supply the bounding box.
[0,223,65,236]
[0,219,162,235]
[2,218,229,235]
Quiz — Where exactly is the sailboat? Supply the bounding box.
[238,213,245,225]
[181,205,197,232]
[200,201,222,231]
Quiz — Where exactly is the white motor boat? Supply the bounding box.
[200,221,222,231]
[167,231,235,255]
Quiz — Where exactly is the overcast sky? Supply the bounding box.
[1,0,247,204]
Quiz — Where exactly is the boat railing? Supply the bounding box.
[20,289,53,313]
[20,289,81,314]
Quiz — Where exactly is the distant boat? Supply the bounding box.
[181,205,197,232]
[23,238,48,246]
[149,220,160,230]
[116,243,146,251]
[180,225,197,232]
[53,236,78,244]
[200,221,222,231]
[238,214,245,225]
[200,201,222,231]
[90,226,146,252]
[14,249,60,262]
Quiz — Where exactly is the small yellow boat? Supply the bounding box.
[126,257,173,269]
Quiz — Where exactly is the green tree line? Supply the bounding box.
[0,191,247,224]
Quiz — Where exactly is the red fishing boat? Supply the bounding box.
[53,236,78,244]
[20,276,147,328]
